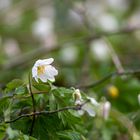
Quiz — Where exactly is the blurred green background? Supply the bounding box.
[0,0,140,139]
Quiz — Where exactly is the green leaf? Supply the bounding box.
[6,79,23,91]
[33,115,62,140]
[57,130,81,140]
[33,83,51,92]
[49,93,57,110]
[15,86,27,95]
[0,124,6,139]
[0,97,10,114]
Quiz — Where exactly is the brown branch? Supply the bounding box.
[77,69,140,89]
[28,73,36,136]
[4,100,89,124]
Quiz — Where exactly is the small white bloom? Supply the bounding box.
[32,58,58,83]
[72,89,99,117]
[102,101,111,120]
[60,43,78,64]
[73,89,82,101]
[32,17,54,40]
[90,39,110,62]
[97,14,118,32]
[81,103,96,117]
[87,96,99,106]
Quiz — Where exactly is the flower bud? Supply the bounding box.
[102,101,111,120]
[73,89,82,105]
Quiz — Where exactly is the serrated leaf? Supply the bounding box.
[57,130,81,140]
[33,115,61,140]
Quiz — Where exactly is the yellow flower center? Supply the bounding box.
[37,65,46,75]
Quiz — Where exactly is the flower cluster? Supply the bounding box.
[73,89,99,117]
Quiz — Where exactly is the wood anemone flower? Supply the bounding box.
[32,58,58,82]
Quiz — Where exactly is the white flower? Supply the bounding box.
[32,58,58,82]
[87,96,99,106]
[72,89,99,117]
[32,17,54,40]
[78,103,96,117]
[78,97,99,117]
[90,39,110,62]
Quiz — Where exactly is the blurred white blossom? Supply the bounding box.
[0,0,11,11]
[90,39,110,61]
[97,14,118,32]
[32,17,54,40]
[3,39,21,58]
[32,58,58,83]
[60,44,78,64]
[106,0,129,12]
[128,10,140,27]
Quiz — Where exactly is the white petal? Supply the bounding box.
[47,65,58,76]
[32,66,37,77]
[34,58,54,67]
[42,58,54,65]
[45,65,58,81]
[34,76,39,82]
[38,74,48,82]
[87,97,99,106]
[47,77,55,82]
[82,104,96,117]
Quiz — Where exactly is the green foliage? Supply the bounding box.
[6,79,23,91]
[0,79,91,140]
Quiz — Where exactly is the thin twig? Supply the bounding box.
[104,37,124,73]
[28,73,36,136]
[5,100,89,123]
[77,69,140,89]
